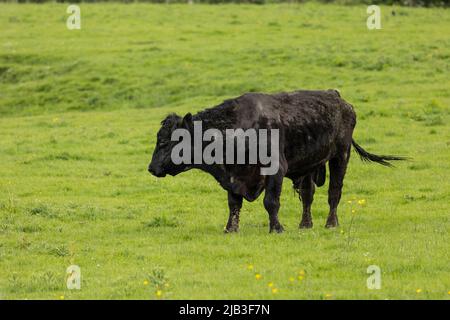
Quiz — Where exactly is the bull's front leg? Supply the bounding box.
[263,173,284,233]
[224,192,243,233]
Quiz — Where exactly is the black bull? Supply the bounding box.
[148,90,404,233]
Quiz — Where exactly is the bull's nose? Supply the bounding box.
[148,165,165,177]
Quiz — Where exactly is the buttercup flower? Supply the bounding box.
[255,274,262,280]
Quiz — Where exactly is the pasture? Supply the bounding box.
[0,3,449,299]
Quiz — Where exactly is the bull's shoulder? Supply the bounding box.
[230,93,280,117]
[233,92,277,106]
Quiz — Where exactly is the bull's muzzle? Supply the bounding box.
[148,164,166,177]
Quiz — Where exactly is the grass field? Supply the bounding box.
[0,3,449,300]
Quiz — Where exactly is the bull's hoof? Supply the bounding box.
[224,226,239,233]
[299,220,313,229]
[325,223,338,228]
[325,216,339,228]
[224,215,239,233]
[269,223,284,233]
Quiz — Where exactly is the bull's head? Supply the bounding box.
[148,113,192,177]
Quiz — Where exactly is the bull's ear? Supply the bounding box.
[181,113,193,130]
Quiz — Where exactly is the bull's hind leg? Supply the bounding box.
[297,175,315,229]
[224,192,243,233]
[326,149,350,228]
[264,173,284,233]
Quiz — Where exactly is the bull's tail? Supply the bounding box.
[352,139,407,167]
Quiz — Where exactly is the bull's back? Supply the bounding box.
[277,90,354,130]
[231,90,354,127]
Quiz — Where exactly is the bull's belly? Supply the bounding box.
[285,145,332,178]
[286,160,327,178]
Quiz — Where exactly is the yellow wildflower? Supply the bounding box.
[255,274,262,280]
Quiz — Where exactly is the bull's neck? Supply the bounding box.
[192,162,230,190]
[186,107,235,190]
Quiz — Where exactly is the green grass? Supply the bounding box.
[0,3,449,300]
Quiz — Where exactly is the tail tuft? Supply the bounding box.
[352,139,407,167]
